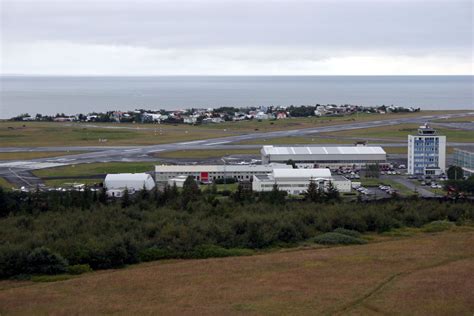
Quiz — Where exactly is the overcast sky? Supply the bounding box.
[1,0,472,75]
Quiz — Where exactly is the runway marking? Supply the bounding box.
[204,141,231,146]
[179,140,206,145]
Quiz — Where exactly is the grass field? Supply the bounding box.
[433,115,474,123]
[0,229,472,315]
[235,136,356,145]
[0,111,467,147]
[155,148,260,159]
[201,182,239,192]
[0,151,85,161]
[322,123,474,143]
[33,162,157,178]
[0,177,15,190]
[199,110,468,132]
[0,122,230,147]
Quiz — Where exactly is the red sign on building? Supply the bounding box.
[200,172,209,182]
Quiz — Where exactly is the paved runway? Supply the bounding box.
[1,112,473,187]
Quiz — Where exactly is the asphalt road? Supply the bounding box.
[388,176,436,198]
[1,112,473,188]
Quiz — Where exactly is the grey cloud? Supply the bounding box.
[2,0,472,55]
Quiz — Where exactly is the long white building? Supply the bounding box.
[252,168,351,195]
[155,164,291,183]
[261,145,387,168]
[408,123,446,175]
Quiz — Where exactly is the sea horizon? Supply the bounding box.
[1,75,473,118]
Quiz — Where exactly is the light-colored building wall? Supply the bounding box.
[252,169,351,195]
[453,148,474,176]
[407,124,446,175]
[104,173,155,197]
[155,164,292,183]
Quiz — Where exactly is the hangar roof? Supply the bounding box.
[261,145,386,156]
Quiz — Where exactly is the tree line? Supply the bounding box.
[0,181,472,279]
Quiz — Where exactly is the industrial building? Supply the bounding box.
[167,175,188,188]
[155,164,292,183]
[260,145,387,168]
[453,147,474,176]
[407,123,446,175]
[104,173,155,197]
[252,168,351,195]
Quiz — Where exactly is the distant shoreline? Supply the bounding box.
[1,75,472,118]
[1,74,473,77]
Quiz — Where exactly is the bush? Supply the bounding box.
[139,247,173,262]
[333,228,362,238]
[26,247,68,275]
[67,264,93,275]
[191,245,253,259]
[0,245,28,278]
[214,178,237,185]
[313,232,367,245]
[422,220,455,233]
[220,190,232,196]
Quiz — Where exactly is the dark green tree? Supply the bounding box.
[0,188,7,217]
[138,185,150,201]
[286,159,297,169]
[232,182,254,203]
[366,163,380,178]
[26,247,68,275]
[304,180,324,203]
[447,166,464,180]
[121,188,131,208]
[182,176,200,206]
[324,182,341,202]
[266,183,286,204]
[98,187,108,204]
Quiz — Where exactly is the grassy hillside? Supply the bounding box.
[0,230,472,315]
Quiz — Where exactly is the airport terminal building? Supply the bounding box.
[155,164,292,183]
[261,145,387,169]
[453,147,474,177]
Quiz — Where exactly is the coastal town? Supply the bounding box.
[12,104,420,124]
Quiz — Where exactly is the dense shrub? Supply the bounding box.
[139,248,173,262]
[313,232,367,245]
[422,220,455,233]
[67,264,93,275]
[0,186,473,279]
[26,247,68,275]
[191,245,253,259]
[333,228,362,238]
[0,245,28,278]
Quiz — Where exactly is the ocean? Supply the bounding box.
[0,76,472,119]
